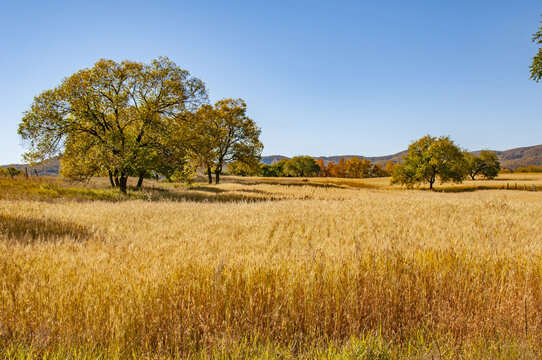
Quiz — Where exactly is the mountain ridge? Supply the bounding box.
[262,144,542,170]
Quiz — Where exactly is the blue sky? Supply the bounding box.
[0,0,540,164]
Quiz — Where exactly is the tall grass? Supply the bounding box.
[1,177,542,358]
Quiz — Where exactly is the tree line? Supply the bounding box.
[230,136,501,188]
[18,57,262,193]
[253,156,391,178]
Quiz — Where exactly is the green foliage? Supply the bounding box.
[283,156,320,177]
[478,150,500,179]
[18,57,207,193]
[260,159,287,177]
[392,135,467,189]
[5,167,22,178]
[466,151,500,180]
[531,16,542,82]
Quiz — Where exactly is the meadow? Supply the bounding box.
[1,175,542,359]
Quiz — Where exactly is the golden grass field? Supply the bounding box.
[1,174,542,359]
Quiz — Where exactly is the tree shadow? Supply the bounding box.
[416,185,502,193]
[0,214,92,243]
[141,185,279,203]
[230,178,343,189]
[187,186,227,194]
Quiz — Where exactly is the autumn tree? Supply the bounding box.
[18,57,207,193]
[345,157,368,178]
[283,156,320,177]
[193,99,262,184]
[384,161,395,176]
[336,158,348,178]
[316,159,327,177]
[392,135,467,190]
[326,162,339,177]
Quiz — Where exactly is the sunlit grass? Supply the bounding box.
[1,175,542,358]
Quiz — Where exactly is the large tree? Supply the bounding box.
[18,57,207,193]
[392,135,467,190]
[193,99,262,184]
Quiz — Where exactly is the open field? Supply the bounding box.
[2,175,542,358]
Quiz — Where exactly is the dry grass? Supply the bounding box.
[1,175,542,358]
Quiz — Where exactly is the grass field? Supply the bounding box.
[1,175,542,359]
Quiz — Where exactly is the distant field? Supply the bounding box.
[1,175,542,359]
[238,173,542,192]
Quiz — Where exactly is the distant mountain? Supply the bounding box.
[262,144,542,170]
[260,155,289,165]
[489,145,542,170]
[1,157,60,176]
[261,151,408,166]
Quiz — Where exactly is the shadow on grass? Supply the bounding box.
[232,179,344,189]
[0,214,92,243]
[411,185,504,193]
[151,190,281,203]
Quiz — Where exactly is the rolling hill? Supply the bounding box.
[262,145,542,170]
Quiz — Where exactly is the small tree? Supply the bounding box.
[478,150,500,179]
[392,135,467,190]
[466,150,500,180]
[283,156,320,177]
[465,152,485,180]
[6,167,22,179]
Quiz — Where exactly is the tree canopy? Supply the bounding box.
[391,135,467,189]
[283,156,320,177]
[465,150,500,180]
[531,16,542,82]
[192,99,262,184]
[18,57,207,193]
[18,58,266,192]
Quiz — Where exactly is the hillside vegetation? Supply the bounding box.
[1,175,542,359]
[261,144,542,170]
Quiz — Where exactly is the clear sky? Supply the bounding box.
[0,0,541,164]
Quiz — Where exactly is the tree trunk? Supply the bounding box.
[108,171,115,188]
[215,170,221,185]
[113,170,120,188]
[429,179,434,190]
[136,172,145,189]
[207,166,213,184]
[119,174,128,194]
